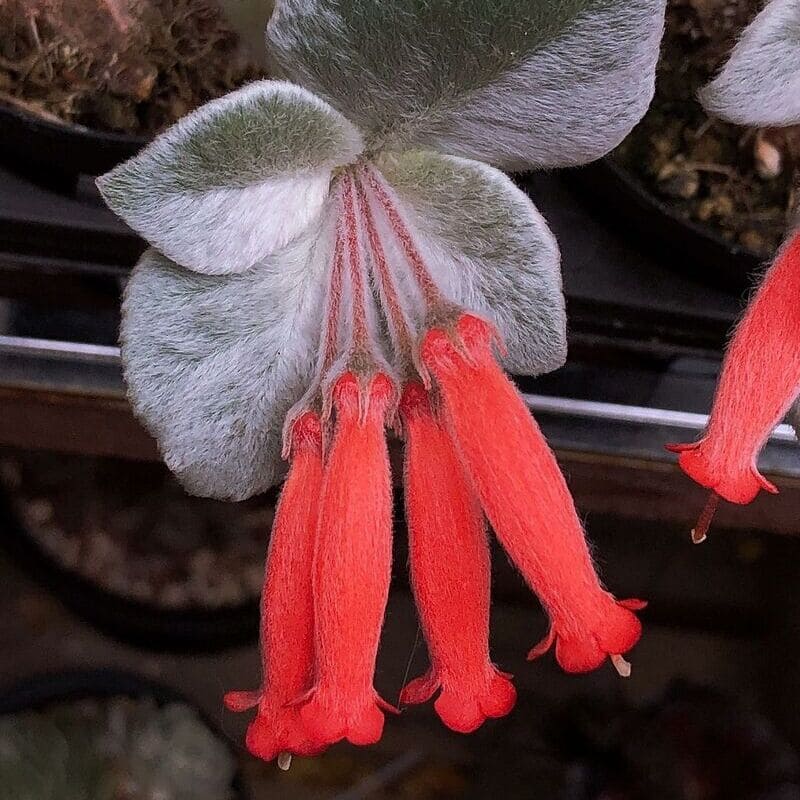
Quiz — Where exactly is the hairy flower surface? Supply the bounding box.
[670,0,800,541]
[100,0,666,763]
[400,382,516,733]
[669,232,800,536]
[298,372,397,748]
[421,314,646,676]
[223,411,323,764]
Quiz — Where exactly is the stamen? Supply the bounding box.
[691,491,720,544]
[610,654,632,678]
[277,753,292,771]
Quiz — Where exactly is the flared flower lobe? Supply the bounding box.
[224,411,324,763]
[400,382,516,733]
[298,371,398,747]
[668,232,800,508]
[421,314,644,675]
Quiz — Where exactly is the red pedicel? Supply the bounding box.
[298,372,398,746]
[224,411,325,765]
[400,382,516,732]
[667,232,800,506]
[421,314,644,676]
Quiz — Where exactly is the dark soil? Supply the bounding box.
[0,0,266,136]
[614,0,799,259]
[0,451,272,610]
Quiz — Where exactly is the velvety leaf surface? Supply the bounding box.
[99,80,362,274]
[121,205,335,500]
[268,0,666,170]
[374,149,566,376]
[701,0,800,127]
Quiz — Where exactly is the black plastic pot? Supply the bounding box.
[0,668,250,799]
[0,102,147,187]
[0,486,261,653]
[3,97,763,296]
[568,158,764,295]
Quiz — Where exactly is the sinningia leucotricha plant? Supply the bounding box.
[99,0,667,764]
[669,0,800,542]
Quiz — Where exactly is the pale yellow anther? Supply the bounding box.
[277,752,292,771]
[691,528,707,545]
[610,654,632,678]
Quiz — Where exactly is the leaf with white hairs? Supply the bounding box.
[121,200,336,500]
[99,80,363,275]
[701,0,800,127]
[267,0,666,171]
[370,150,566,376]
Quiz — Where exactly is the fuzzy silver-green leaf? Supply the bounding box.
[99,80,362,275]
[268,0,666,170]
[121,202,335,500]
[373,149,566,376]
[701,0,800,127]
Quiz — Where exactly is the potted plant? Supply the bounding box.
[579,0,797,291]
[0,668,249,799]
[0,450,271,651]
[0,0,271,181]
[96,0,667,764]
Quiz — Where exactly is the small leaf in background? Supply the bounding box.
[0,698,237,800]
[701,0,800,127]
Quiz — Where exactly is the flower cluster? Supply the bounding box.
[99,0,667,765]
[226,169,645,760]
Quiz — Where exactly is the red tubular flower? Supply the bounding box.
[421,314,644,676]
[668,232,800,508]
[224,411,324,765]
[298,371,397,746]
[399,382,516,732]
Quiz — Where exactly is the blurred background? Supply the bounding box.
[1,0,799,797]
